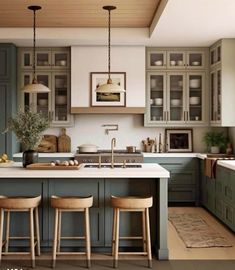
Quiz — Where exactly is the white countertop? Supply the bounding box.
[0,163,170,179]
[217,160,235,171]
[13,152,75,158]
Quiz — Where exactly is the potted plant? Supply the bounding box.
[203,130,227,154]
[7,108,49,167]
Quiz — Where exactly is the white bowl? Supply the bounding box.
[154,98,163,106]
[192,61,200,66]
[55,95,67,105]
[170,99,181,106]
[38,99,48,106]
[189,96,200,105]
[189,79,200,88]
[177,60,183,66]
[154,60,163,66]
[170,60,176,66]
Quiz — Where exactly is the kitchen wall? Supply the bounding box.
[46,115,214,152]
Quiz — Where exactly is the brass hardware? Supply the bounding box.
[102,124,118,135]
[111,138,116,169]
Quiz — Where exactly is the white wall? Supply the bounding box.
[71,46,145,107]
[46,115,216,152]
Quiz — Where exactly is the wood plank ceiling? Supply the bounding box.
[0,0,161,27]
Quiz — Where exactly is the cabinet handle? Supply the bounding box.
[187,111,189,121]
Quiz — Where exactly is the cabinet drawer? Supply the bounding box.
[169,171,195,185]
[144,157,196,170]
[168,185,195,202]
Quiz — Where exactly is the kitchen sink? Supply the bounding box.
[84,164,142,168]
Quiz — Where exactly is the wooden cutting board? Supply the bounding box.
[37,135,58,153]
[26,163,82,170]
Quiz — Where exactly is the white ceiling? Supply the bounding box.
[0,0,235,47]
[150,0,235,46]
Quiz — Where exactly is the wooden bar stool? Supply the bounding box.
[111,196,153,268]
[51,195,93,268]
[0,195,41,268]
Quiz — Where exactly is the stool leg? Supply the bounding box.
[112,208,117,256]
[57,210,61,253]
[5,211,10,253]
[85,208,91,268]
[52,208,59,268]
[113,208,119,268]
[29,208,35,268]
[145,208,152,268]
[35,207,40,256]
[0,209,4,262]
[142,211,147,252]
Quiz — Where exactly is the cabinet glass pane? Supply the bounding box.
[23,53,31,67]
[210,49,216,65]
[217,70,221,121]
[54,53,68,68]
[188,75,202,121]
[169,75,184,121]
[23,75,30,109]
[150,53,164,67]
[54,75,68,121]
[169,53,184,67]
[217,46,221,62]
[210,72,216,121]
[36,75,49,117]
[37,53,50,67]
[188,53,202,67]
[150,74,164,121]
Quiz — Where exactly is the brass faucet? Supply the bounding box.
[111,138,116,168]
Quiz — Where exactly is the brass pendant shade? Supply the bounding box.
[22,6,50,93]
[95,6,125,94]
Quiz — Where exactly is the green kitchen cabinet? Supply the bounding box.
[144,157,197,203]
[0,43,18,158]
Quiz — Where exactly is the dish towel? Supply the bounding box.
[204,158,217,178]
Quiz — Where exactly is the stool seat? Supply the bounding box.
[0,195,41,268]
[111,196,153,209]
[51,195,93,209]
[0,196,41,209]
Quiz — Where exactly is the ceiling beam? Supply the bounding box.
[149,0,168,37]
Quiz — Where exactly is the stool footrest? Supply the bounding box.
[119,236,143,240]
[60,236,85,240]
[3,252,31,255]
[118,252,148,256]
[57,252,86,255]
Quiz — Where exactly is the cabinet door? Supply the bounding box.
[210,44,221,67]
[35,72,51,118]
[167,51,186,69]
[51,72,73,126]
[210,69,221,124]
[146,72,167,125]
[0,47,10,80]
[167,73,186,123]
[20,50,33,69]
[36,50,51,69]
[52,51,70,69]
[187,51,205,69]
[20,73,34,111]
[0,83,7,154]
[146,50,166,69]
[186,72,205,123]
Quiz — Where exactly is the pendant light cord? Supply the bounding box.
[108,9,111,80]
[33,9,36,81]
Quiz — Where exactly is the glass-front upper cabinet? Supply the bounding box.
[187,51,205,69]
[167,51,186,69]
[36,51,51,69]
[21,73,33,109]
[167,73,185,122]
[146,72,167,124]
[147,50,166,69]
[51,72,72,126]
[52,51,70,69]
[187,73,205,123]
[210,43,221,67]
[210,69,221,123]
[21,51,33,69]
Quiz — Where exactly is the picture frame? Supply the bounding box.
[165,129,193,152]
[90,72,126,107]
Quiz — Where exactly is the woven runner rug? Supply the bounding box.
[168,213,232,248]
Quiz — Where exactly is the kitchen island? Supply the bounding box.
[0,163,170,260]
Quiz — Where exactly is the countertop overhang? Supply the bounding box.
[0,163,170,179]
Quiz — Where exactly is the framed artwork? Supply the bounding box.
[90,72,126,106]
[165,129,193,152]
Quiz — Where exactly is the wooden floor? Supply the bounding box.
[168,207,235,260]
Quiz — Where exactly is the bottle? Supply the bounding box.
[158,134,162,153]
[226,143,233,155]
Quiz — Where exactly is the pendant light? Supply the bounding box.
[22,6,50,93]
[95,6,125,93]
